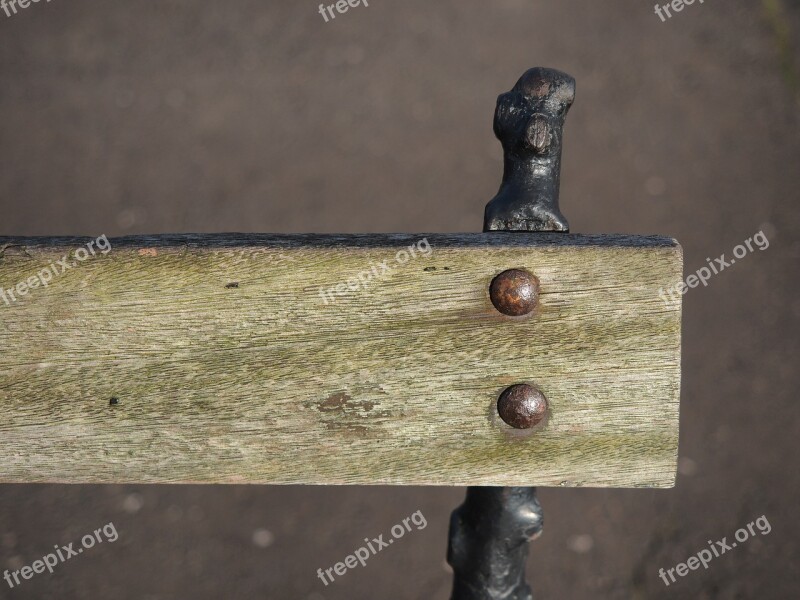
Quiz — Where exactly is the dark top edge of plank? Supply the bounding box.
[0,233,680,251]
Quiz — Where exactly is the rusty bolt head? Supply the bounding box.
[489,269,539,316]
[497,384,548,429]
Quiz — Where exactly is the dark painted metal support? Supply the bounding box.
[447,487,543,600]
[484,67,575,233]
[447,67,575,599]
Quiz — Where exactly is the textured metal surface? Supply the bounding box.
[447,487,544,600]
[496,384,549,430]
[489,269,539,316]
[483,67,575,233]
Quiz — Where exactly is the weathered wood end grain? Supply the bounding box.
[0,233,682,487]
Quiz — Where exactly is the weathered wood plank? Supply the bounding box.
[0,233,682,487]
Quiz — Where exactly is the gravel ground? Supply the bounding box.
[1,0,798,598]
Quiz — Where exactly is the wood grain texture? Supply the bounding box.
[0,233,683,487]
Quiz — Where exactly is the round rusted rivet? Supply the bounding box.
[489,269,539,316]
[497,384,548,429]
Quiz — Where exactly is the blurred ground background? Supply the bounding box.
[1,0,799,598]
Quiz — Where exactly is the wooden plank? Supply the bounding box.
[0,233,682,487]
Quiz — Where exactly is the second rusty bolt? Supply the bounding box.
[497,384,548,429]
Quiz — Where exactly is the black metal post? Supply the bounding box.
[447,67,576,600]
[447,487,543,600]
